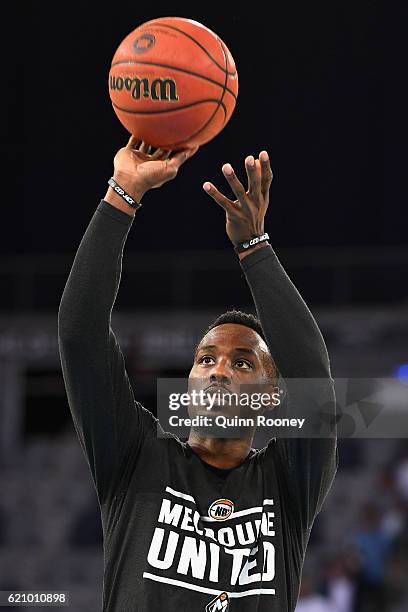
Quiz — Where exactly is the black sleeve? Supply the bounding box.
[240,245,338,531]
[58,200,157,506]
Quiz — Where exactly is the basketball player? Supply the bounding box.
[58,137,337,611]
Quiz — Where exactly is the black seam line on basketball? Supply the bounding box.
[111,99,227,116]
[148,22,236,76]
[164,40,229,148]
[218,40,229,128]
[110,60,237,101]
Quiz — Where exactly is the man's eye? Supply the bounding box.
[235,359,252,369]
[199,356,215,365]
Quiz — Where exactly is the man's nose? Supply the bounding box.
[209,362,231,386]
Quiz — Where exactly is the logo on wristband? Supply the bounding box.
[235,233,269,253]
[108,178,141,210]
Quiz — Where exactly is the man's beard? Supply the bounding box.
[190,423,246,439]
[190,412,253,439]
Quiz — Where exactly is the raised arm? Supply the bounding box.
[58,138,197,505]
[203,152,337,528]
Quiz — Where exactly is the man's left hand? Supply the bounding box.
[202,151,273,252]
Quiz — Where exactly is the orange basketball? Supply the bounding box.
[109,17,238,149]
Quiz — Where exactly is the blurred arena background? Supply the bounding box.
[2,1,407,610]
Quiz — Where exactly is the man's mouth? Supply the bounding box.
[204,385,230,394]
[200,385,236,412]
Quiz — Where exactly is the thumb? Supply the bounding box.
[167,146,199,170]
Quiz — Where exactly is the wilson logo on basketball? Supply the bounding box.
[208,499,234,521]
[109,75,179,102]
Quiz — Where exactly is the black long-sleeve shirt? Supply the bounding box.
[58,200,337,611]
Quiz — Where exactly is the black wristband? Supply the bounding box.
[107,177,142,210]
[234,233,269,253]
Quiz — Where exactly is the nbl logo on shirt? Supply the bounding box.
[205,592,229,611]
[208,499,234,521]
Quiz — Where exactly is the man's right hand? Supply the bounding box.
[105,136,199,215]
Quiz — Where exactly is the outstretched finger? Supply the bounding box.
[222,164,247,203]
[203,182,235,213]
[260,150,273,196]
[245,155,261,195]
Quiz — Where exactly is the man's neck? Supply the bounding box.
[187,432,254,469]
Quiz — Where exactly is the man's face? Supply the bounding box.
[188,323,276,419]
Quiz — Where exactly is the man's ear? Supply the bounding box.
[250,382,281,416]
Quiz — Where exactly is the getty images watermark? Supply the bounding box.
[156,378,408,439]
[167,388,305,431]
